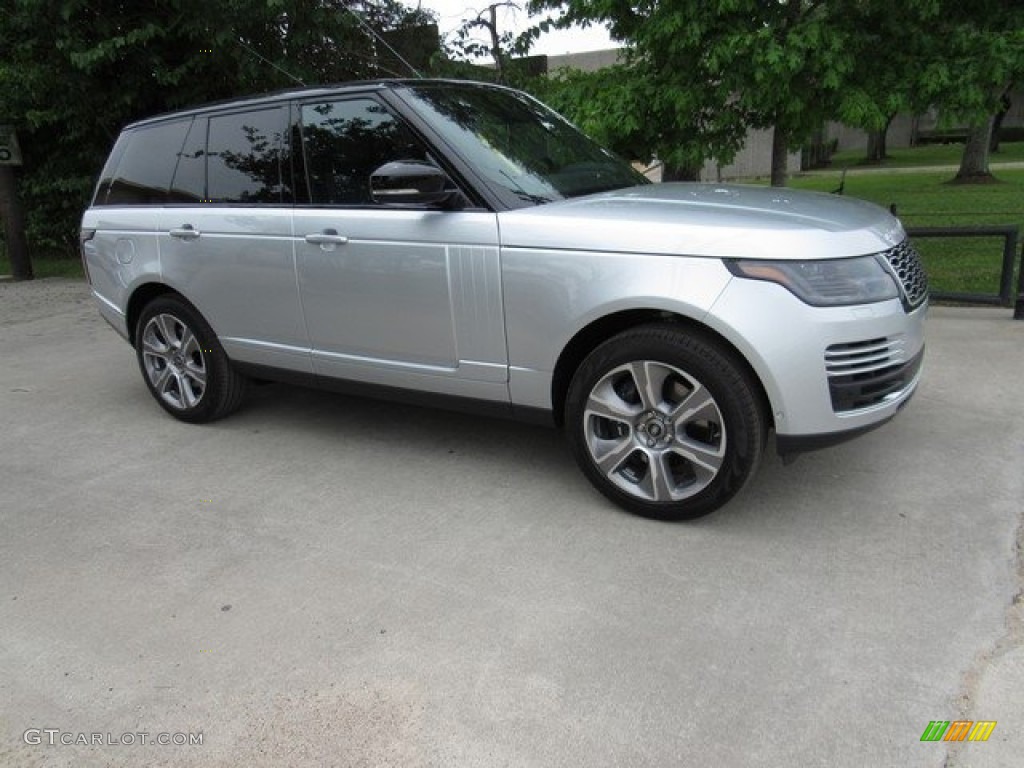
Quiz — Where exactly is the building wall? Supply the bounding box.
[699,128,801,182]
[546,49,623,73]
[1004,89,1024,129]
[827,114,917,153]
[827,86,1024,153]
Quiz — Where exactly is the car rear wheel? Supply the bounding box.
[135,295,246,423]
[565,324,766,520]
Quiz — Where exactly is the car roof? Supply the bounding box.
[123,78,513,130]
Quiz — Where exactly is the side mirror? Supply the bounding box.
[369,161,456,207]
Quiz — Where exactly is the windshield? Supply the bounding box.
[400,82,648,208]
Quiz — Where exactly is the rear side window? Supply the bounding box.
[299,98,429,205]
[92,134,129,205]
[100,120,191,205]
[206,108,287,204]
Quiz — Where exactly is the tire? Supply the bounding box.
[565,324,766,520]
[135,295,247,423]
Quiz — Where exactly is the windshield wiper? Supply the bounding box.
[515,191,554,204]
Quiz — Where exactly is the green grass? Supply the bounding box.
[789,169,1024,296]
[829,141,1024,169]
[0,252,85,280]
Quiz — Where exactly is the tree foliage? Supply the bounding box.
[533,0,1024,184]
[447,2,521,83]
[533,0,862,183]
[440,2,555,87]
[0,0,436,255]
[911,0,1024,180]
[839,0,1023,175]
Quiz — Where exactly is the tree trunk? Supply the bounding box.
[990,89,1011,153]
[662,162,701,182]
[770,126,788,187]
[953,118,996,184]
[487,5,506,84]
[0,166,33,281]
[865,115,894,164]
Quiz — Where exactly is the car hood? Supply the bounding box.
[497,183,906,260]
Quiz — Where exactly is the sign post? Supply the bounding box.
[0,125,32,281]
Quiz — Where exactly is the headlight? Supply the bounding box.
[725,255,899,307]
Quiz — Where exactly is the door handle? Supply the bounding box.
[304,229,349,246]
[169,224,201,240]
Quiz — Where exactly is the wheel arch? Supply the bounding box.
[550,309,774,430]
[125,283,180,346]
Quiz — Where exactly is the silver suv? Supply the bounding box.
[81,80,927,520]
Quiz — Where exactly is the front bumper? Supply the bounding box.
[775,372,918,459]
[705,277,927,439]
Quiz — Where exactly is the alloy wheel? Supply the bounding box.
[140,313,207,410]
[583,360,727,502]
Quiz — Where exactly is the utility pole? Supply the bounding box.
[0,126,32,281]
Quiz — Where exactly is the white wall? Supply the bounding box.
[545,49,623,73]
[699,128,801,181]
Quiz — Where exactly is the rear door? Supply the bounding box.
[84,119,191,329]
[158,106,310,373]
[292,95,507,401]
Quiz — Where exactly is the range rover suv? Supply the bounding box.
[80,79,927,520]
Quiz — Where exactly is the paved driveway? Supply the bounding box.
[1,278,1021,767]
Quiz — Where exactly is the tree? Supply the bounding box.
[829,1,935,165]
[537,63,737,181]
[454,2,519,83]
[444,2,548,86]
[814,0,1024,177]
[536,1,1023,184]
[916,1,1024,183]
[0,0,436,257]
[533,1,865,186]
[990,86,1013,154]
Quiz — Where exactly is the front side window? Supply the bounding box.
[102,120,191,205]
[206,108,287,204]
[299,98,430,205]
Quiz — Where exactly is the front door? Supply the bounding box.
[293,96,507,401]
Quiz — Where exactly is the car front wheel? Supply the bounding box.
[135,295,246,423]
[565,325,766,520]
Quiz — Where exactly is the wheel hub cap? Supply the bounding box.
[637,410,673,448]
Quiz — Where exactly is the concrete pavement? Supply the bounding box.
[1,278,1021,767]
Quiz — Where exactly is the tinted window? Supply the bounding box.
[299,99,429,205]
[169,117,207,203]
[207,108,286,204]
[93,134,129,205]
[103,120,190,205]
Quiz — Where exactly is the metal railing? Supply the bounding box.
[898,223,1022,319]
[1018,239,1024,319]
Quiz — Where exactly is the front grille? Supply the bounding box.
[881,239,928,309]
[825,338,922,412]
